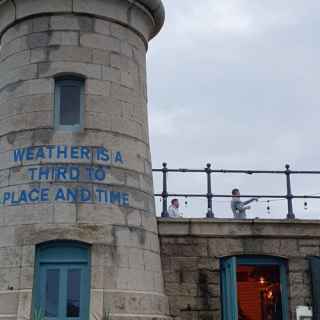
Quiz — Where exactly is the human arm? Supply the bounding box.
[235,201,252,213]
[232,200,246,213]
[231,199,250,218]
[242,198,258,206]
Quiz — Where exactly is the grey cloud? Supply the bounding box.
[147,0,320,219]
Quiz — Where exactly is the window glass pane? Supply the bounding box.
[45,269,60,317]
[60,84,81,126]
[67,269,81,317]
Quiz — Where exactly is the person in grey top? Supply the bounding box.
[231,188,258,219]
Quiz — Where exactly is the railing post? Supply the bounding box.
[206,163,214,218]
[285,164,295,219]
[161,162,169,217]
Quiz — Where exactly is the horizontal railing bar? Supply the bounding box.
[212,170,284,174]
[154,194,320,199]
[153,169,320,174]
[290,171,320,174]
[294,195,320,199]
[155,193,205,198]
[155,194,285,198]
[153,169,207,173]
[154,163,320,219]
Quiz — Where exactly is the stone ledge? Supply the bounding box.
[157,218,320,238]
[136,0,165,38]
[0,0,165,42]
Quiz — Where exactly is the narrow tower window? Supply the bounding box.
[54,78,84,131]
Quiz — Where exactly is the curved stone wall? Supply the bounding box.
[0,1,169,319]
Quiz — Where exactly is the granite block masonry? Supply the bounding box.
[0,0,170,319]
[2,1,317,319]
[158,219,320,320]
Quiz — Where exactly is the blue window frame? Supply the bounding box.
[54,78,84,131]
[220,257,238,320]
[309,256,320,318]
[33,241,90,320]
[220,256,288,320]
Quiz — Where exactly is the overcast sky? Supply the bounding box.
[146,0,320,219]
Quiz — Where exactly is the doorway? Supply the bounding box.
[221,256,288,320]
[33,242,91,320]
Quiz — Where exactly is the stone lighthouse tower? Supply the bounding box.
[0,0,168,319]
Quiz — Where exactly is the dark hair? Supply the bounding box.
[232,188,239,195]
[171,198,178,205]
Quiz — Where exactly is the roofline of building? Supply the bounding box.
[158,218,320,238]
[136,0,165,38]
[0,0,165,39]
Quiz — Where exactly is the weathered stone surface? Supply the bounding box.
[32,16,50,33]
[0,2,167,319]
[17,291,32,320]
[38,61,102,79]
[159,219,320,319]
[0,291,19,314]
[48,46,92,63]
[85,80,111,96]
[80,33,120,52]
[14,0,73,19]
[0,1,15,38]
[50,14,93,32]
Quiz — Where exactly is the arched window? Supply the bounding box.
[220,255,288,320]
[33,241,90,320]
[54,77,85,131]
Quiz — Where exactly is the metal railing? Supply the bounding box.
[153,163,320,219]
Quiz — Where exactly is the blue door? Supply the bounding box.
[309,257,320,319]
[221,257,238,320]
[220,256,288,320]
[34,242,90,320]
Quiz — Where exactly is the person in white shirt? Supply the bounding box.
[167,199,182,218]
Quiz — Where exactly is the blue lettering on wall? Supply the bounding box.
[27,166,106,182]
[26,147,34,161]
[12,145,124,164]
[70,166,80,180]
[13,149,25,162]
[57,145,68,159]
[80,189,91,202]
[2,188,50,205]
[35,147,46,160]
[71,146,79,160]
[1,187,130,206]
[6,144,130,208]
[66,188,77,202]
[3,192,11,204]
[55,188,66,201]
[115,151,124,164]
[41,189,49,202]
[97,147,110,161]
[81,147,91,160]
